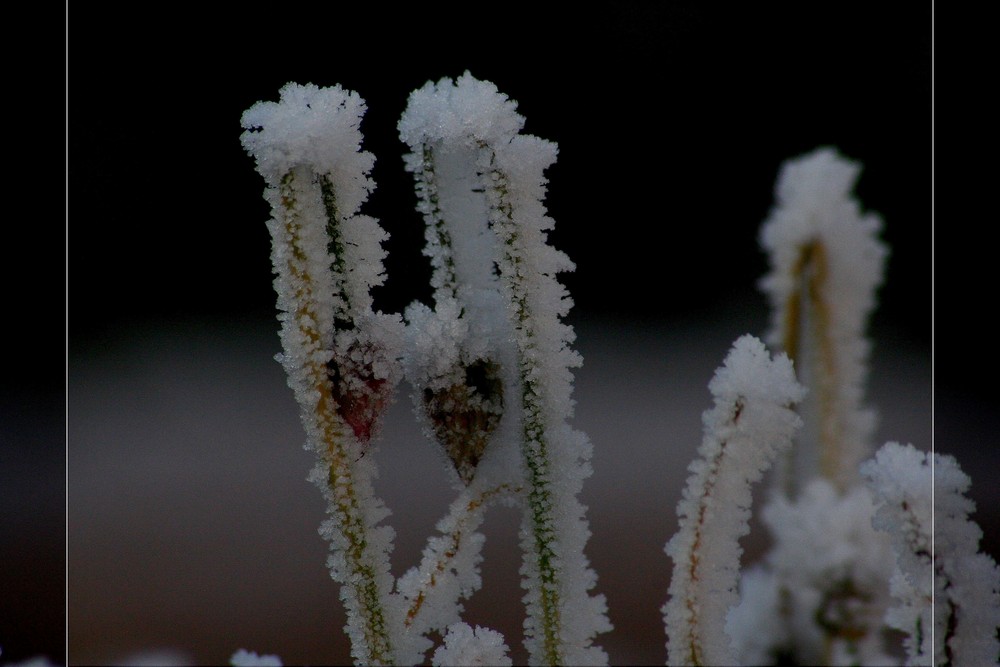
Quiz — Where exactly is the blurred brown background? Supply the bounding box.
[66,312,938,666]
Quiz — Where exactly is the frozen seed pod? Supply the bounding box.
[326,341,392,445]
[422,359,504,484]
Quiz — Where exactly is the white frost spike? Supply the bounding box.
[432,623,512,667]
[862,442,1000,667]
[664,335,804,667]
[242,82,390,325]
[242,82,373,194]
[759,147,887,493]
[399,71,523,154]
[241,84,401,665]
[399,71,521,307]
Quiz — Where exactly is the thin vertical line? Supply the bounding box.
[929,0,936,658]
[64,0,71,661]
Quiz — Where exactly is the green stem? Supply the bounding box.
[318,174,353,330]
[416,144,460,303]
[487,161,563,666]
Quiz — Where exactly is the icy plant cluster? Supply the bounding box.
[240,73,607,666]
[240,75,999,665]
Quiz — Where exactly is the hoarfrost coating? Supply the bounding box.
[758,147,887,493]
[399,73,611,666]
[664,335,804,666]
[238,75,994,667]
[863,442,1000,666]
[241,74,610,666]
[241,82,402,665]
[431,623,513,667]
[737,479,896,665]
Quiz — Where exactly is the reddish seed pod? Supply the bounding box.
[328,341,393,444]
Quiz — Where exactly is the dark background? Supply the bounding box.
[66,3,931,348]
[8,2,947,665]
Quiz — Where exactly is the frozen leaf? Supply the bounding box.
[422,358,504,484]
[242,83,400,665]
[400,73,610,664]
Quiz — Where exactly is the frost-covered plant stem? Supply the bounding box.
[490,174,564,664]
[402,482,519,632]
[400,73,610,665]
[727,149,898,665]
[780,240,839,485]
[412,144,460,302]
[241,85,401,665]
[863,442,1000,666]
[759,148,886,494]
[487,142,611,665]
[663,335,804,666]
[274,169,393,663]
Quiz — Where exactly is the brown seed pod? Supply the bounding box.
[422,359,504,485]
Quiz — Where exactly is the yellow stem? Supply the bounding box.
[783,240,844,491]
[280,171,393,664]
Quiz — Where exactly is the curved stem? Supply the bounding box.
[404,483,520,630]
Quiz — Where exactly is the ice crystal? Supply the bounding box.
[431,623,512,667]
